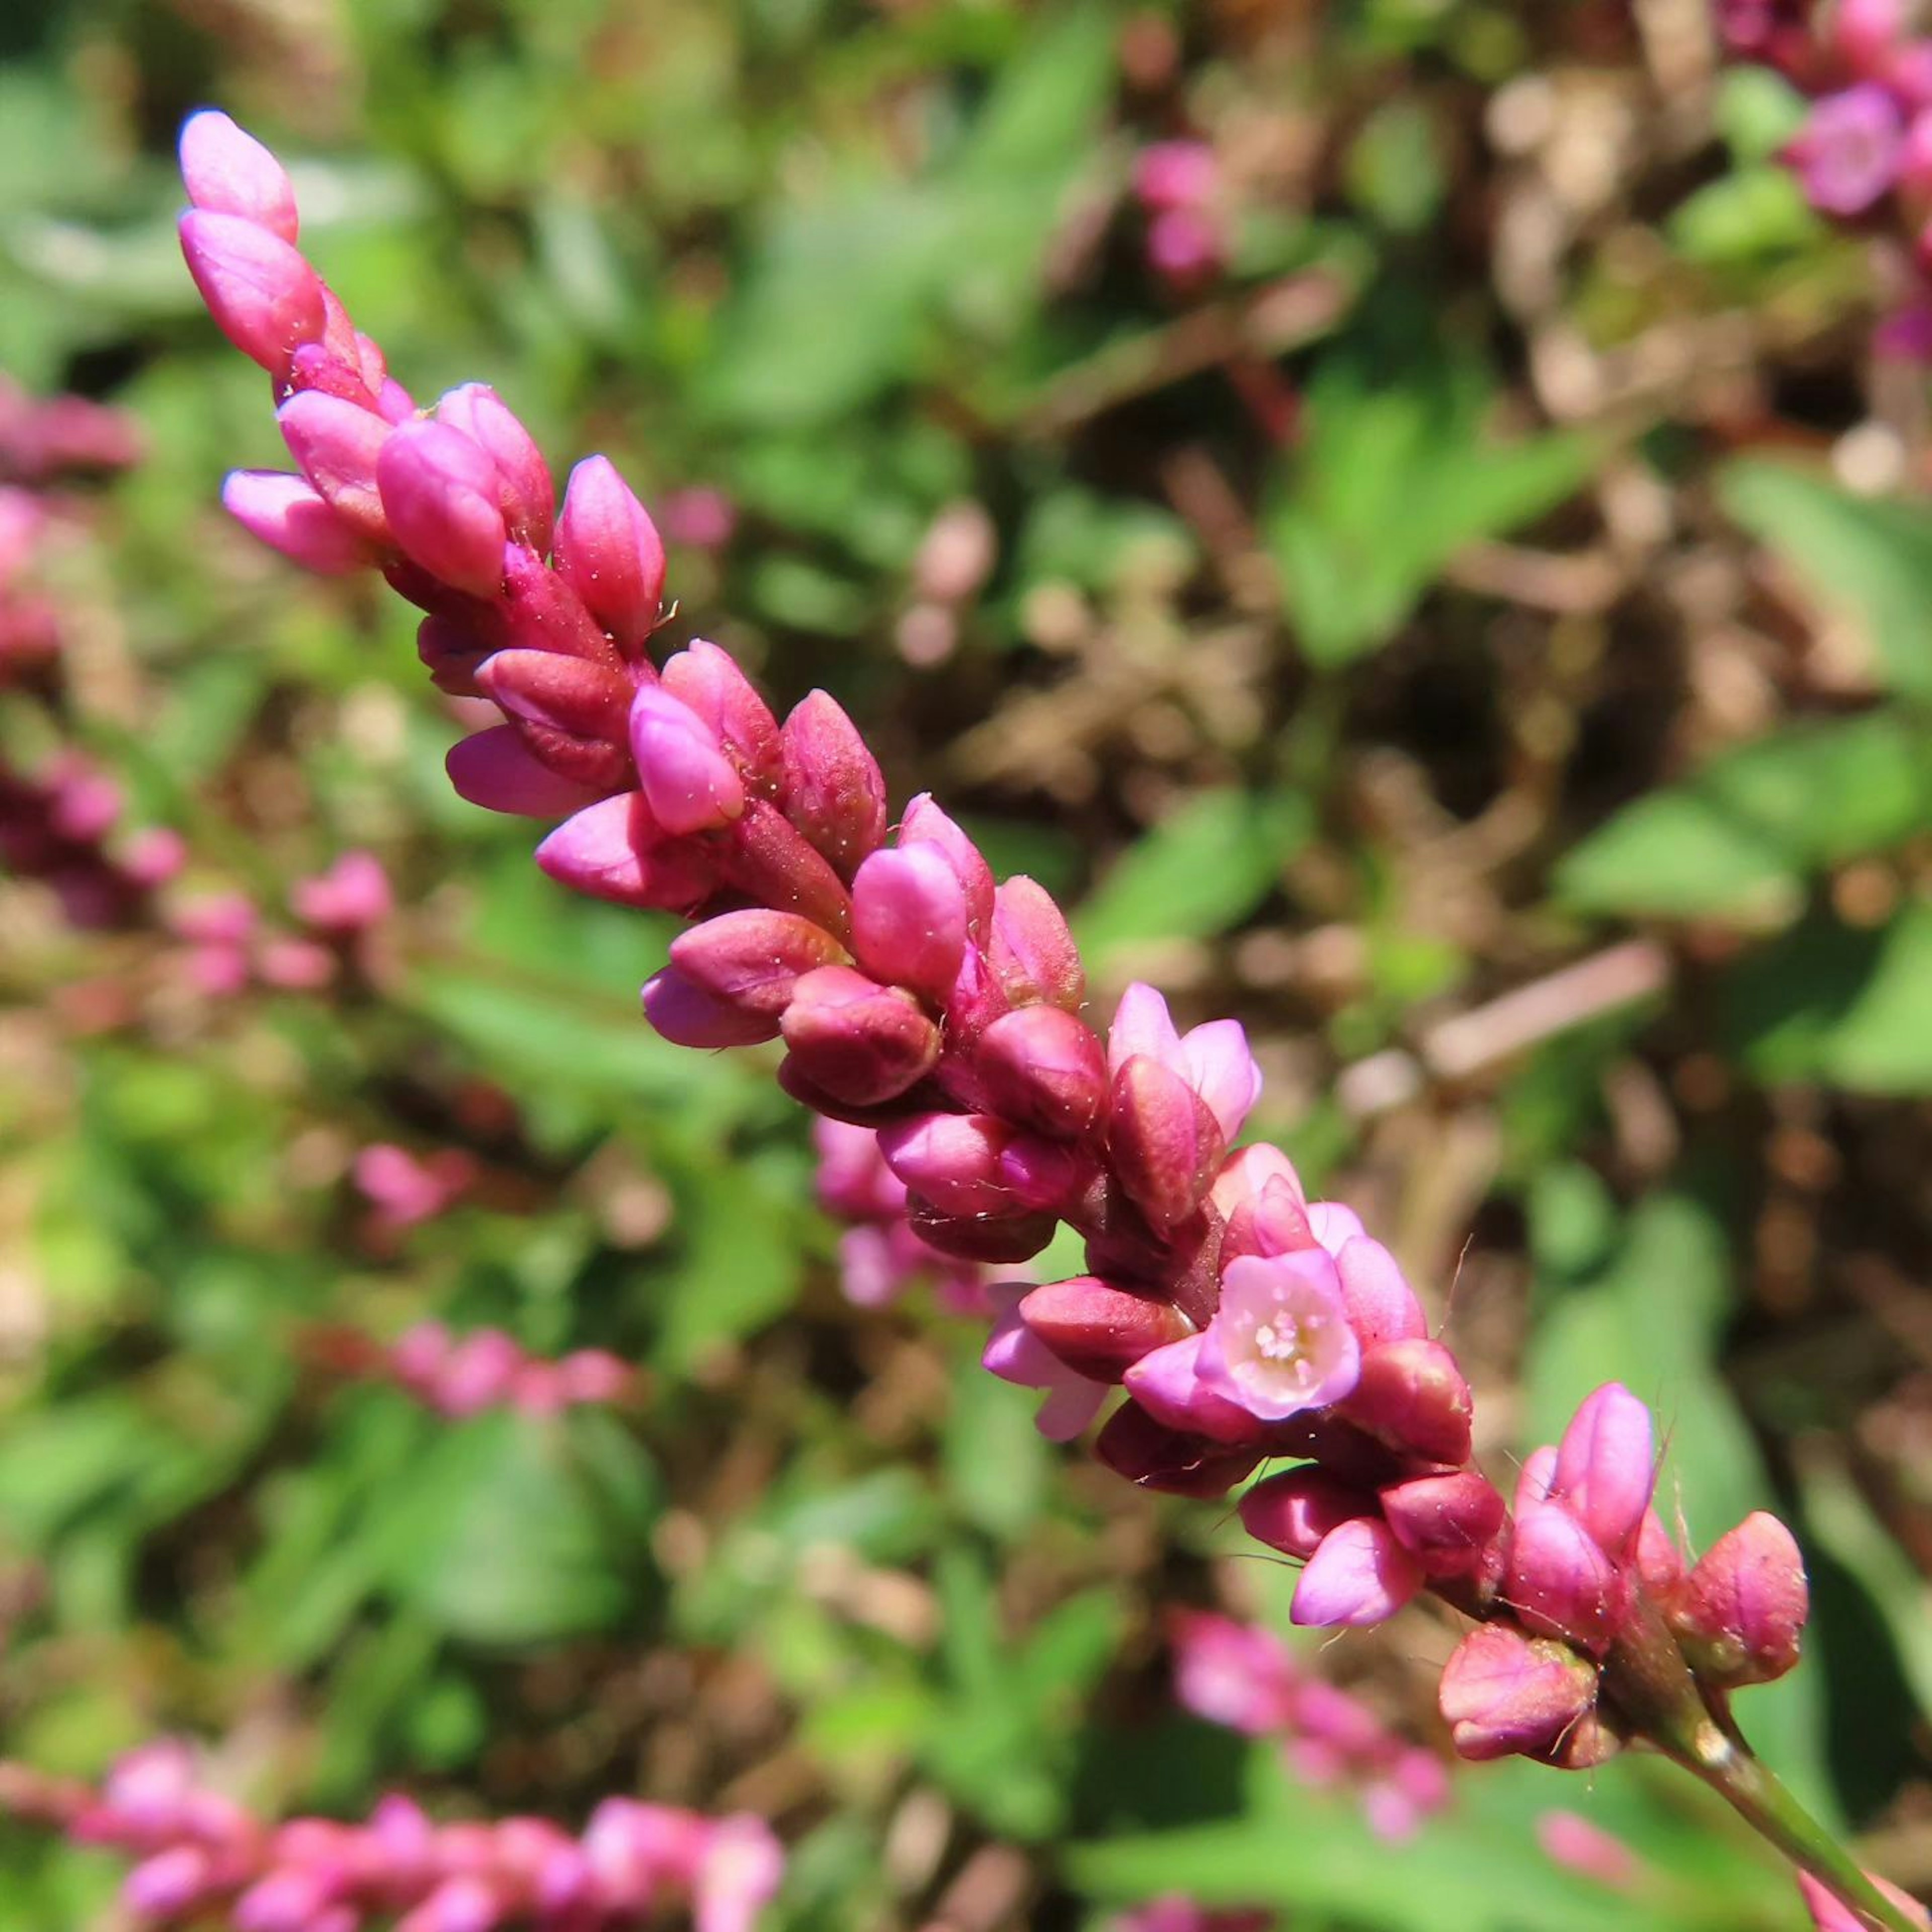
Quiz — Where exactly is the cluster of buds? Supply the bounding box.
[166,850,392,998]
[813,1118,989,1312]
[1131,140,1227,288]
[376,1320,633,1419]
[1169,1610,1450,1841]
[178,107,1904,1926]
[0,1745,781,1932]
[1718,0,1932,357]
[1110,1901,1272,1932]
[0,752,184,929]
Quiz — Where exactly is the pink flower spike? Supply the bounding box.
[179,110,300,242]
[374,419,509,598]
[852,842,969,1004]
[557,1349,632,1405]
[1291,1517,1423,1627]
[222,470,374,573]
[178,209,326,376]
[1125,1332,1271,1444]
[446,726,605,820]
[642,964,783,1048]
[1796,1871,1930,1932]
[1551,1382,1656,1557]
[629,684,746,836]
[434,383,553,550]
[554,455,667,649]
[1196,1249,1360,1422]
[1537,1811,1643,1893]
[123,1844,217,1917]
[1437,1624,1600,1763]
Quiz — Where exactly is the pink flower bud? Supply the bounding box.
[1220,1174,1318,1264]
[719,799,857,945]
[1109,1054,1225,1230]
[641,963,783,1047]
[1237,1466,1374,1558]
[1672,1511,1808,1686]
[1147,207,1223,284]
[1291,1516,1424,1626]
[1124,1332,1271,1443]
[905,1195,1056,1263]
[277,389,391,540]
[1178,1017,1263,1142]
[669,909,852,1019]
[852,842,969,1003]
[436,1328,525,1415]
[1379,1470,1506,1577]
[179,209,326,375]
[535,792,715,910]
[780,965,942,1107]
[779,691,888,876]
[976,1004,1109,1137]
[446,726,605,819]
[476,649,632,743]
[1438,1623,1600,1763]
[433,383,553,550]
[898,794,994,930]
[375,420,509,598]
[1134,139,1219,212]
[554,455,667,649]
[1017,1274,1191,1381]
[1093,1397,1264,1498]
[395,1877,503,1932]
[1551,1382,1656,1558]
[290,850,392,932]
[123,1844,217,1917]
[629,684,746,836]
[235,1866,340,1932]
[1537,1812,1643,1892]
[1508,1504,1629,1654]
[180,111,300,242]
[1342,1338,1474,1466]
[987,875,1085,1010]
[497,544,621,666]
[224,469,377,573]
[1634,1508,1685,1595]
[663,641,782,794]
[392,1320,452,1393]
[1196,1250,1360,1422]
[877,1111,1011,1217]
[1332,1237,1429,1349]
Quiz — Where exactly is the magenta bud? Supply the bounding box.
[375,419,509,598]
[180,110,300,242]
[286,339,376,405]
[1292,1516,1424,1627]
[996,1133,1089,1211]
[416,613,495,696]
[630,683,745,836]
[554,455,667,648]
[1671,1511,1808,1686]
[277,389,391,538]
[235,1868,338,1932]
[641,963,781,1048]
[664,640,782,794]
[476,648,632,743]
[1438,1624,1601,1763]
[222,469,374,573]
[780,964,941,1106]
[976,1004,1108,1138]
[498,544,620,666]
[1239,1466,1374,1557]
[669,908,850,1018]
[1093,1398,1265,1499]
[1221,1173,1318,1264]
[1551,1382,1656,1558]
[904,1197,1057,1262]
[1509,1505,1629,1654]
[538,798,698,915]
[1333,1237,1429,1349]
[445,724,605,819]
[1123,1332,1268,1442]
[899,793,995,929]
[1379,1470,1507,1577]
[988,875,1085,1011]
[779,690,889,876]
[179,208,326,375]
[1017,1275,1191,1381]
[1342,1337,1474,1466]
[717,798,856,944]
[434,382,553,549]
[1109,1053,1225,1230]
[123,1845,216,1918]
[851,842,968,1004]
[877,1111,1011,1217]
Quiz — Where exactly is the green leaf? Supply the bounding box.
[1556,712,1932,919]
[1719,459,1932,697]
[1074,788,1309,968]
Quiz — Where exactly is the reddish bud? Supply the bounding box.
[554,455,667,649]
[1094,1398,1264,1499]
[1292,1517,1424,1627]
[641,963,780,1048]
[988,875,1085,1010]
[178,209,325,376]
[1671,1511,1808,1686]
[446,726,604,819]
[976,1004,1109,1137]
[1438,1624,1600,1763]
[221,470,374,574]
[1342,1337,1474,1466]
[1239,1467,1375,1558]
[778,692,889,877]
[780,964,941,1107]
[277,389,391,539]
[1379,1471,1507,1577]
[904,1198,1057,1262]
[477,649,632,743]
[1508,1505,1629,1655]
[877,1112,1012,1217]
[498,544,621,666]
[717,798,855,943]
[852,842,969,1004]
[1017,1275,1191,1381]
[1109,1053,1225,1230]
[1221,1173,1318,1263]
[670,909,850,1018]
[375,420,508,597]
[179,110,300,242]
[899,793,994,930]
